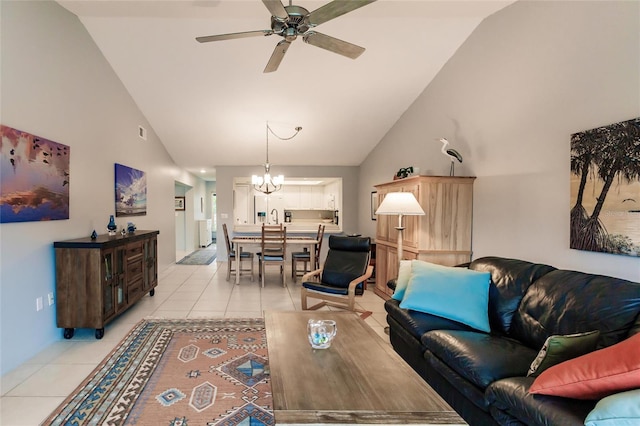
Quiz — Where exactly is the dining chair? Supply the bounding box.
[291,224,325,282]
[222,223,254,282]
[301,235,373,314]
[257,224,287,287]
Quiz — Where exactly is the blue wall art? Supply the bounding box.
[0,125,70,223]
[115,163,147,217]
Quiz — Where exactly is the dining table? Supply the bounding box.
[230,235,318,285]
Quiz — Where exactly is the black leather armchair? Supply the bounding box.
[300,235,373,314]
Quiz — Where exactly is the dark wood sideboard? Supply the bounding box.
[54,230,159,339]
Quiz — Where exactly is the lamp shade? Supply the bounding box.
[375,192,425,216]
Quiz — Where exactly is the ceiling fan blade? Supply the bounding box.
[196,30,273,43]
[303,31,365,59]
[262,0,289,21]
[264,40,291,73]
[306,0,376,26]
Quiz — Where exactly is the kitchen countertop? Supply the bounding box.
[233,223,340,234]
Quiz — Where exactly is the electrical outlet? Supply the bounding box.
[48,293,54,306]
[36,297,43,311]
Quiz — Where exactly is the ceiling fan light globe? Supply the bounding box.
[283,27,298,41]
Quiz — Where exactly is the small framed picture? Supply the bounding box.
[371,191,378,221]
[175,196,185,211]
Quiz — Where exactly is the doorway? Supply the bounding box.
[175,182,191,262]
[211,192,217,243]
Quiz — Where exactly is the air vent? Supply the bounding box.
[138,125,147,141]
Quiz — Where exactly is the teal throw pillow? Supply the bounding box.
[527,330,600,377]
[399,261,491,332]
[391,260,412,301]
[584,388,640,426]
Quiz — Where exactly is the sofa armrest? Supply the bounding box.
[387,278,397,291]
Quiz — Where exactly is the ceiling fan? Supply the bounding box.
[196,0,377,73]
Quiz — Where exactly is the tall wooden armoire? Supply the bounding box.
[374,176,475,299]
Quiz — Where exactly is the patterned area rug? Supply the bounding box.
[177,247,217,265]
[43,318,272,426]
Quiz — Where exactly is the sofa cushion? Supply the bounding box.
[399,261,491,332]
[385,298,475,342]
[469,257,556,335]
[486,377,595,426]
[391,260,412,301]
[584,388,640,426]
[529,333,640,400]
[527,330,600,377]
[509,270,640,350]
[422,330,538,389]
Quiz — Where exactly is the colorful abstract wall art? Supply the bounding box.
[570,117,640,257]
[115,163,147,217]
[0,125,70,223]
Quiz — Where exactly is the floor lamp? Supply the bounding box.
[375,192,424,334]
[375,192,425,271]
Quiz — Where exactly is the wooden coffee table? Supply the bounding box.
[265,311,465,425]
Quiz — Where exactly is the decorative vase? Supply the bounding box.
[307,319,337,349]
[107,215,117,236]
[90,230,98,240]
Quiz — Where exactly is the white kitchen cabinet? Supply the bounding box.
[283,186,301,209]
[311,186,324,209]
[297,186,325,209]
[299,186,312,209]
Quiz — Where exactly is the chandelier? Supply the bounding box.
[252,122,302,195]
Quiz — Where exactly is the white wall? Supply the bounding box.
[359,0,640,282]
[0,1,198,374]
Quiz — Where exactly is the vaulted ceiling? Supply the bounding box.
[57,0,512,180]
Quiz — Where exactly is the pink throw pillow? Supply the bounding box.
[529,333,640,400]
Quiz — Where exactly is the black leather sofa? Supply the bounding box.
[385,256,640,426]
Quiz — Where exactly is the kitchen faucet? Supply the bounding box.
[270,209,279,224]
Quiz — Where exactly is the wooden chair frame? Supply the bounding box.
[291,224,325,282]
[300,263,373,314]
[222,223,254,282]
[258,224,286,287]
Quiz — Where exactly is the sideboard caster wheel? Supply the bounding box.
[150,288,155,297]
[63,328,74,339]
[95,328,105,339]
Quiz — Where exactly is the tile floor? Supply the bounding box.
[0,256,388,425]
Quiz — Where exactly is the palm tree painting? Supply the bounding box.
[570,117,640,257]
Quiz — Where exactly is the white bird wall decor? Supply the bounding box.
[438,138,463,176]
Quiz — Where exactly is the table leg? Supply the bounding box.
[310,242,316,272]
[235,244,241,285]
